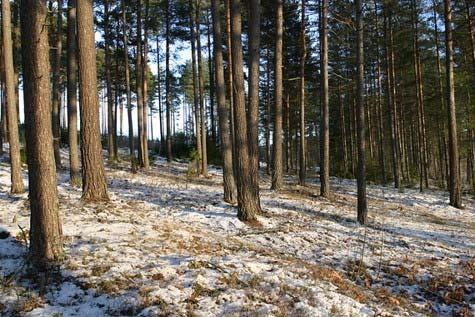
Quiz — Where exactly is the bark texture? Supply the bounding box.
[77,0,109,201]
[20,0,63,267]
[2,0,24,193]
[211,0,237,204]
[67,0,81,186]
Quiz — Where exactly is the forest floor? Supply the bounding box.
[0,151,474,316]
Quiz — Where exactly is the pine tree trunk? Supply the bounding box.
[373,0,386,185]
[211,0,237,204]
[136,0,145,167]
[165,0,173,161]
[189,0,202,168]
[444,0,462,208]
[196,0,208,176]
[20,0,63,267]
[383,4,400,188]
[77,0,109,201]
[121,0,135,170]
[265,48,271,175]
[206,11,216,144]
[356,0,367,224]
[271,0,284,191]
[104,0,116,162]
[230,0,261,221]
[338,82,348,174]
[298,0,307,186]
[104,0,117,161]
[141,0,150,168]
[320,0,330,195]
[2,0,24,193]
[156,36,165,155]
[67,0,81,187]
[225,0,236,174]
[51,0,63,169]
[247,0,262,209]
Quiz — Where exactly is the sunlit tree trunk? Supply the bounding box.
[230,0,261,221]
[444,0,461,208]
[247,0,261,209]
[20,0,63,268]
[2,0,24,193]
[211,0,237,203]
[320,0,330,195]
[271,0,284,190]
[77,0,109,201]
[67,0,81,186]
[356,0,367,224]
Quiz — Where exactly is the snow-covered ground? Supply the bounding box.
[0,153,474,316]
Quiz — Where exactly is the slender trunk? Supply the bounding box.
[225,0,236,174]
[444,0,462,208]
[77,0,109,201]
[67,0,80,186]
[271,0,284,190]
[230,0,261,221]
[136,0,145,167]
[265,48,271,175]
[189,0,202,168]
[104,0,116,161]
[298,0,307,186]
[383,4,400,188]
[20,0,63,268]
[320,0,330,195]
[3,0,24,193]
[52,0,63,169]
[156,36,165,154]
[338,83,348,174]
[211,0,237,203]
[165,0,172,161]
[247,0,261,208]
[196,0,208,176]
[206,10,216,144]
[121,0,135,169]
[141,0,150,167]
[374,0,386,185]
[356,0,367,224]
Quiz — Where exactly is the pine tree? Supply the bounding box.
[77,0,109,201]
[20,0,63,267]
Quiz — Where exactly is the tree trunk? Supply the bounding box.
[320,0,330,195]
[271,0,284,191]
[121,0,135,170]
[51,0,63,169]
[383,4,400,188]
[2,0,24,193]
[67,0,81,186]
[211,0,237,203]
[265,48,271,175]
[156,36,165,155]
[230,0,261,221]
[356,0,367,224]
[206,10,216,144]
[20,0,63,268]
[444,0,462,208]
[77,0,109,201]
[298,0,307,186]
[141,0,150,168]
[165,0,173,161]
[374,0,386,185]
[247,0,261,208]
[189,0,202,170]
[136,0,145,167]
[104,0,116,162]
[196,0,208,176]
